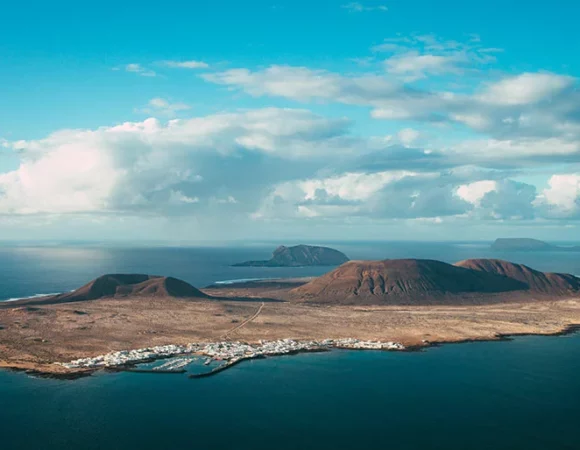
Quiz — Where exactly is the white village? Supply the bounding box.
[58,339,406,375]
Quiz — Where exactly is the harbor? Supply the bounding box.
[57,338,406,377]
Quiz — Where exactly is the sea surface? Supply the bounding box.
[1,241,580,449]
[1,241,579,301]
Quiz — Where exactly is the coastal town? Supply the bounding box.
[58,338,406,373]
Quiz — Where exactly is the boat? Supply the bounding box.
[204,358,212,366]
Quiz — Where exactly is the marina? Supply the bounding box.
[57,338,406,377]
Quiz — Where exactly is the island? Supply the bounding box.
[1,257,579,378]
[232,244,350,267]
[491,238,580,252]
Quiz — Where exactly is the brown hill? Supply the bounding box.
[455,259,580,295]
[3,274,207,307]
[289,259,528,305]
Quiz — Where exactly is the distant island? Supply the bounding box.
[491,238,580,252]
[233,244,350,267]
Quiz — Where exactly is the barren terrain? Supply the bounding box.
[1,293,580,375]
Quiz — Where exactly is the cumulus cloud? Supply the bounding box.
[252,164,558,224]
[0,109,355,216]
[7,31,580,231]
[458,179,537,220]
[254,170,473,220]
[456,180,497,205]
[536,174,580,218]
[2,104,578,226]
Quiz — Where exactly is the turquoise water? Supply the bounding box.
[2,333,580,450]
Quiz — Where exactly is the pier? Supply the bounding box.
[189,357,253,379]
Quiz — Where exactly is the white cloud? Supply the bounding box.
[253,170,474,220]
[0,109,354,216]
[449,138,580,162]
[457,179,537,220]
[342,2,388,12]
[199,65,456,126]
[478,73,574,106]
[385,51,463,80]
[203,65,407,104]
[252,165,557,223]
[160,60,209,69]
[301,171,416,201]
[456,180,497,205]
[537,174,580,218]
[137,98,191,117]
[200,32,579,147]
[204,66,350,102]
[123,63,156,77]
[397,128,420,146]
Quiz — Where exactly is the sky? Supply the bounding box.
[1,0,580,243]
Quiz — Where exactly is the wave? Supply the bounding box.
[213,278,272,285]
[1,292,63,302]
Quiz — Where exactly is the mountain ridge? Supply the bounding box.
[289,258,580,304]
[455,259,580,295]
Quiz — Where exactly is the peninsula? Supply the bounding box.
[232,244,349,267]
[1,257,579,377]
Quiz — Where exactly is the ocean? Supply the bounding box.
[1,241,580,449]
[1,241,579,302]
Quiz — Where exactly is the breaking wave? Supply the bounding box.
[213,278,272,285]
[1,292,63,302]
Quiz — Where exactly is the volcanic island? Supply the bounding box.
[1,255,580,378]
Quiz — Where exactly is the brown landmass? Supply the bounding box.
[1,258,579,376]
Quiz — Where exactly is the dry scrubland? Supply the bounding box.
[2,258,580,375]
[1,294,580,375]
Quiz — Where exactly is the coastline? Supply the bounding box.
[406,322,580,352]
[2,323,580,380]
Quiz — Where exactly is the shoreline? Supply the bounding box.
[2,324,579,380]
[413,322,580,351]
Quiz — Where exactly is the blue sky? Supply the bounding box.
[1,0,579,242]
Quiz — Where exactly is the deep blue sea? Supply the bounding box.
[1,241,580,449]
